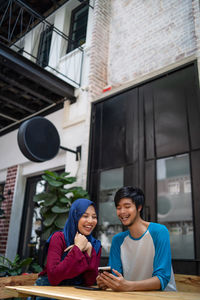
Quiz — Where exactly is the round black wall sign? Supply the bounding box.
[17,116,60,162]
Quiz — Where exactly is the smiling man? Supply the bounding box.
[97,186,176,292]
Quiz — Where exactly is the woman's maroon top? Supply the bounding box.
[39,231,101,286]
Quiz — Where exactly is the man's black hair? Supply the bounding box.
[114,186,145,215]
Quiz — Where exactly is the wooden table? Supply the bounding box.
[4,285,200,300]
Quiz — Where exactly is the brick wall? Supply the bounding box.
[0,165,18,255]
[108,0,200,87]
[88,0,111,100]
[80,0,111,187]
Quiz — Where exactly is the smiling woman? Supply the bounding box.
[35,198,101,290]
[78,206,97,236]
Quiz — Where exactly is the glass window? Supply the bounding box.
[30,180,45,251]
[67,4,89,53]
[37,26,53,68]
[157,154,194,259]
[98,168,123,256]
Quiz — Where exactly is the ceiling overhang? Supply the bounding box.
[0,42,76,136]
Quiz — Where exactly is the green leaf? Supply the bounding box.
[61,176,76,184]
[19,257,33,268]
[41,227,52,240]
[59,188,71,194]
[68,187,89,199]
[60,172,70,177]
[51,205,70,213]
[43,213,57,227]
[40,206,48,216]
[54,214,68,228]
[0,255,33,276]
[43,195,57,207]
[0,261,10,272]
[0,255,12,268]
[33,193,49,202]
[10,270,20,276]
[42,175,63,187]
[59,197,71,204]
[13,254,20,263]
[31,262,42,273]
[44,170,58,178]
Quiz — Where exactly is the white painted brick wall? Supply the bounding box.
[108,0,200,86]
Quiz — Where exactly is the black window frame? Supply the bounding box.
[67,2,89,53]
[37,25,53,68]
[18,47,24,55]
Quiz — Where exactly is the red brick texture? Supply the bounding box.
[0,165,18,255]
[88,0,111,100]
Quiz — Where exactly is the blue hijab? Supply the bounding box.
[63,198,101,254]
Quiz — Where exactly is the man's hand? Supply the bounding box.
[98,269,131,292]
[96,274,109,290]
[74,232,88,252]
[99,270,161,291]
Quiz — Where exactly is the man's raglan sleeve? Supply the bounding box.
[151,225,172,290]
[109,234,123,275]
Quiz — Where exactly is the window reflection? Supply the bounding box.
[157,154,194,259]
[98,168,123,256]
[30,180,45,251]
[168,181,180,195]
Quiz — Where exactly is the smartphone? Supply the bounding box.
[74,286,101,290]
[98,266,112,273]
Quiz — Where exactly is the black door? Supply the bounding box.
[18,175,47,267]
[88,62,200,274]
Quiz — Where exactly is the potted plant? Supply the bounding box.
[33,170,89,240]
[0,254,38,299]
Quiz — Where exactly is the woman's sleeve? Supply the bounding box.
[46,232,90,285]
[82,247,102,286]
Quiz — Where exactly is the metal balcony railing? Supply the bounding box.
[0,0,85,87]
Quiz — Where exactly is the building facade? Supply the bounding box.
[0,0,200,275]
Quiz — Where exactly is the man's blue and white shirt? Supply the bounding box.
[109,222,176,291]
